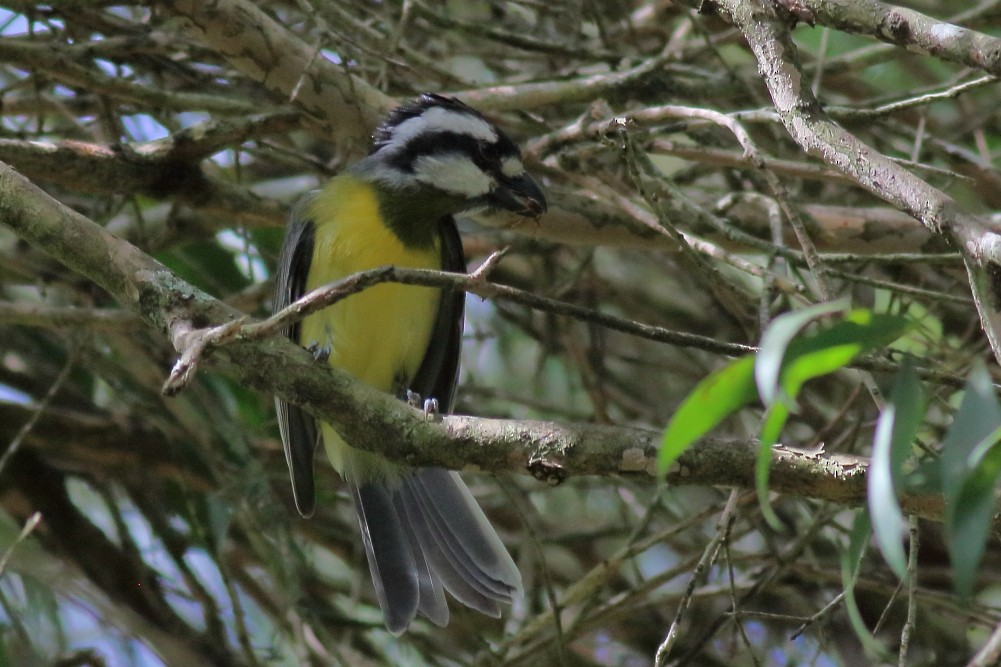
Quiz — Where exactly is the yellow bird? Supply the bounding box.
[273,94,546,633]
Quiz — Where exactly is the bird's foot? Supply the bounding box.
[423,397,439,420]
[305,341,330,363]
[405,390,440,420]
[406,389,422,409]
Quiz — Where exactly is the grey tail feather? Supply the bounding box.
[393,493,450,627]
[350,481,420,635]
[401,468,522,612]
[350,468,521,633]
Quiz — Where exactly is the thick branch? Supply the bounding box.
[0,135,951,259]
[790,0,1001,76]
[0,36,257,114]
[0,158,953,530]
[702,0,1001,364]
[0,138,286,234]
[156,0,393,146]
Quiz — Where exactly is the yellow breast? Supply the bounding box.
[300,172,442,391]
[298,174,442,475]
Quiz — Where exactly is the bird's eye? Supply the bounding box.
[478,142,500,163]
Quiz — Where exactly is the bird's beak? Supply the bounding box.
[489,173,547,220]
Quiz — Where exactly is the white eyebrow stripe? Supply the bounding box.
[390,107,498,147]
[500,156,524,178]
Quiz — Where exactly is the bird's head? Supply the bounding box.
[353,94,546,230]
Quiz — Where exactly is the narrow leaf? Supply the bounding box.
[659,355,757,474]
[942,362,1001,599]
[780,312,911,399]
[941,362,1001,492]
[949,437,1001,598]
[841,512,893,661]
[755,299,849,407]
[756,402,788,530]
[868,360,923,579]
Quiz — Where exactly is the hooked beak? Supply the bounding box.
[488,172,547,220]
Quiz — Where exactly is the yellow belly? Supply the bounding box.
[298,174,442,477]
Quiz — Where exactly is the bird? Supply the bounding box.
[273,93,546,634]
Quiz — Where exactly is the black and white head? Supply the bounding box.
[353,94,546,221]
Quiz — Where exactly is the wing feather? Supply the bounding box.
[273,202,319,517]
[409,216,465,409]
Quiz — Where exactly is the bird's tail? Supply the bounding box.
[348,467,522,635]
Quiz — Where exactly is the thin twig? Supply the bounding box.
[899,516,919,667]
[833,73,1000,125]
[724,501,762,666]
[0,512,42,579]
[790,591,846,640]
[162,264,759,394]
[654,490,741,666]
[496,479,570,667]
[0,354,75,476]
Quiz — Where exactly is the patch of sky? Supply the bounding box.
[93,58,134,79]
[177,111,211,129]
[0,9,62,36]
[0,382,31,405]
[253,174,319,200]
[107,6,150,22]
[460,295,589,417]
[0,576,59,662]
[65,478,121,546]
[211,149,236,168]
[636,542,687,595]
[122,114,170,142]
[59,599,161,667]
[182,548,268,651]
[0,9,27,34]
[52,83,77,100]
[112,494,199,629]
[216,229,268,282]
[91,376,116,412]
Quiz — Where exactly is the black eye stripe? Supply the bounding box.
[386,131,520,173]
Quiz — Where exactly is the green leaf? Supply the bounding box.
[205,494,235,556]
[156,241,251,296]
[949,437,1001,599]
[755,299,849,406]
[663,304,911,531]
[874,289,944,356]
[841,512,893,661]
[753,306,908,529]
[780,312,911,400]
[755,401,788,529]
[659,355,757,474]
[902,457,941,495]
[868,360,924,579]
[752,301,851,522]
[942,362,1001,599]
[941,362,1001,492]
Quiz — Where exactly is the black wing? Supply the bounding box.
[410,216,466,410]
[273,204,319,517]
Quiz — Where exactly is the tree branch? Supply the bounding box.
[788,0,1001,77]
[155,0,393,146]
[699,0,1001,365]
[0,157,957,532]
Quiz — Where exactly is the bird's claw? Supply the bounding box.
[406,389,422,409]
[423,398,439,419]
[405,390,439,420]
[305,341,330,363]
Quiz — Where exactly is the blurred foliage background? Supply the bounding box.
[0,1,999,665]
